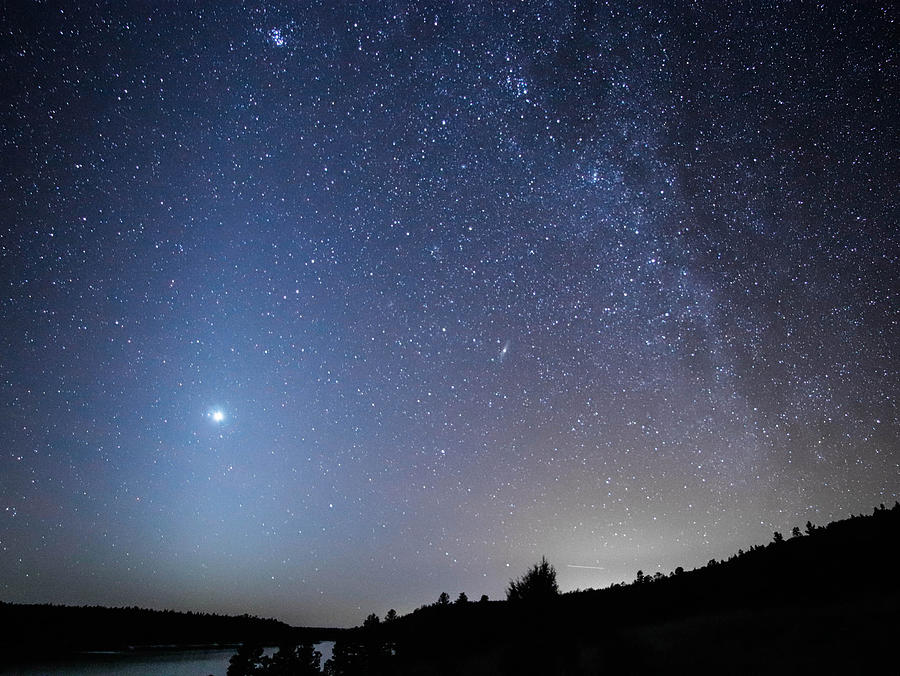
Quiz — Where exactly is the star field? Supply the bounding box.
[0,2,897,627]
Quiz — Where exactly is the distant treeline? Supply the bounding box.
[0,602,345,661]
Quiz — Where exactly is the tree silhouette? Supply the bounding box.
[229,642,321,676]
[479,594,489,603]
[506,556,559,603]
[362,611,393,673]
[772,531,784,543]
[263,643,322,676]
[384,608,397,623]
[456,592,468,604]
[324,616,390,676]
[437,592,450,606]
[323,639,362,676]
[792,526,802,538]
[295,643,323,676]
[227,644,264,676]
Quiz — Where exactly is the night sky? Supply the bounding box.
[1,1,896,628]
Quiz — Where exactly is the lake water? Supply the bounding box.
[2,642,335,676]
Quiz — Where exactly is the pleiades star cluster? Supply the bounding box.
[0,2,896,626]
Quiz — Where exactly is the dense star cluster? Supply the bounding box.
[1,2,896,627]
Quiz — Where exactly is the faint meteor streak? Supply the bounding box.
[567,564,605,570]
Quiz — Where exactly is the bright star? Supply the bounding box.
[210,409,225,423]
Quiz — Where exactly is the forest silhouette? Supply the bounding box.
[3,504,898,674]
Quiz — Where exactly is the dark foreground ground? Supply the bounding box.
[326,507,900,675]
[4,506,898,674]
[375,590,896,676]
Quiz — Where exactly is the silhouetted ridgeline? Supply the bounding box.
[323,504,899,675]
[5,506,898,674]
[0,602,345,660]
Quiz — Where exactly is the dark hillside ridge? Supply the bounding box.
[334,504,900,675]
[0,602,345,661]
